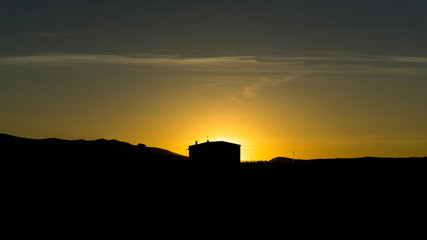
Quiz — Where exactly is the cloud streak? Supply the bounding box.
[2,52,427,68]
[0,54,258,66]
[1,52,426,103]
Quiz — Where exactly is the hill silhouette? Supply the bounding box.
[268,156,427,168]
[2,133,187,178]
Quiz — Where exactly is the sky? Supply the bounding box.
[1,0,427,160]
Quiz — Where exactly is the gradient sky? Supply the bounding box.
[1,0,427,160]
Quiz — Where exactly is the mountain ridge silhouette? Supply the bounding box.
[4,133,427,180]
[2,133,188,178]
[1,133,186,159]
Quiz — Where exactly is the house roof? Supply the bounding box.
[189,141,240,148]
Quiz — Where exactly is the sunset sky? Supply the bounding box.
[1,0,427,160]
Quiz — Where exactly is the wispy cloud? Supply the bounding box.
[0,53,258,66]
[1,52,426,103]
[241,76,295,99]
[2,52,427,70]
[2,52,427,66]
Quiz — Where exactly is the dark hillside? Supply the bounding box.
[1,133,187,178]
[268,156,427,168]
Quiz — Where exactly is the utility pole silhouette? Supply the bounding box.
[293,151,295,164]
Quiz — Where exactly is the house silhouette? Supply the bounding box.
[188,141,240,167]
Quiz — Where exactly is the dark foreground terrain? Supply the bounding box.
[5,133,426,236]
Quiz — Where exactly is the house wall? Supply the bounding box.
[189,142,240,167]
